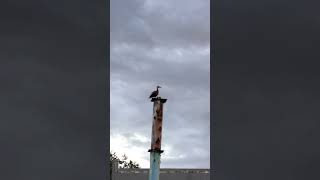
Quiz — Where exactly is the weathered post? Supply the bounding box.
[148,97,167,180]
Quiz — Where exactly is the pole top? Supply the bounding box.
[151,97,167,103]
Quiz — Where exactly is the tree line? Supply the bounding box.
[109,151,140,179]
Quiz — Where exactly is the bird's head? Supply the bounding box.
[157,85,161,88]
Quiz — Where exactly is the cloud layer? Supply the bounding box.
[110,0,210,168]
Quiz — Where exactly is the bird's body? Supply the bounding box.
[149,86,161,98]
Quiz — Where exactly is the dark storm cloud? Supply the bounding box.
[111,0,210,48]
[1,1,107,179]
[111,0,210,168]
[111,51,209,91]
[214,0,320,179]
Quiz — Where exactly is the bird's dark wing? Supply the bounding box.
[149,91,157,98]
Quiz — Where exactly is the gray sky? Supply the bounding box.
[110,0,210,168]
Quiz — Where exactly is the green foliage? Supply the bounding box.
[109,152,141,180]
[110,151,140,169]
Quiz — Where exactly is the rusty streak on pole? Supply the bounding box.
[148,97,167,180]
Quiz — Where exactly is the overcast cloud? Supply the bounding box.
[110,0,210,168]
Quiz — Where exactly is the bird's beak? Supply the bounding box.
[159,86,161,88]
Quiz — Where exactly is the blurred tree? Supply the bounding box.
[110,151,140,179]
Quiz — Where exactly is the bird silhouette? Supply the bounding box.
[149,86,161,98]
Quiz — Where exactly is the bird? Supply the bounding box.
[149,86,161,98]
